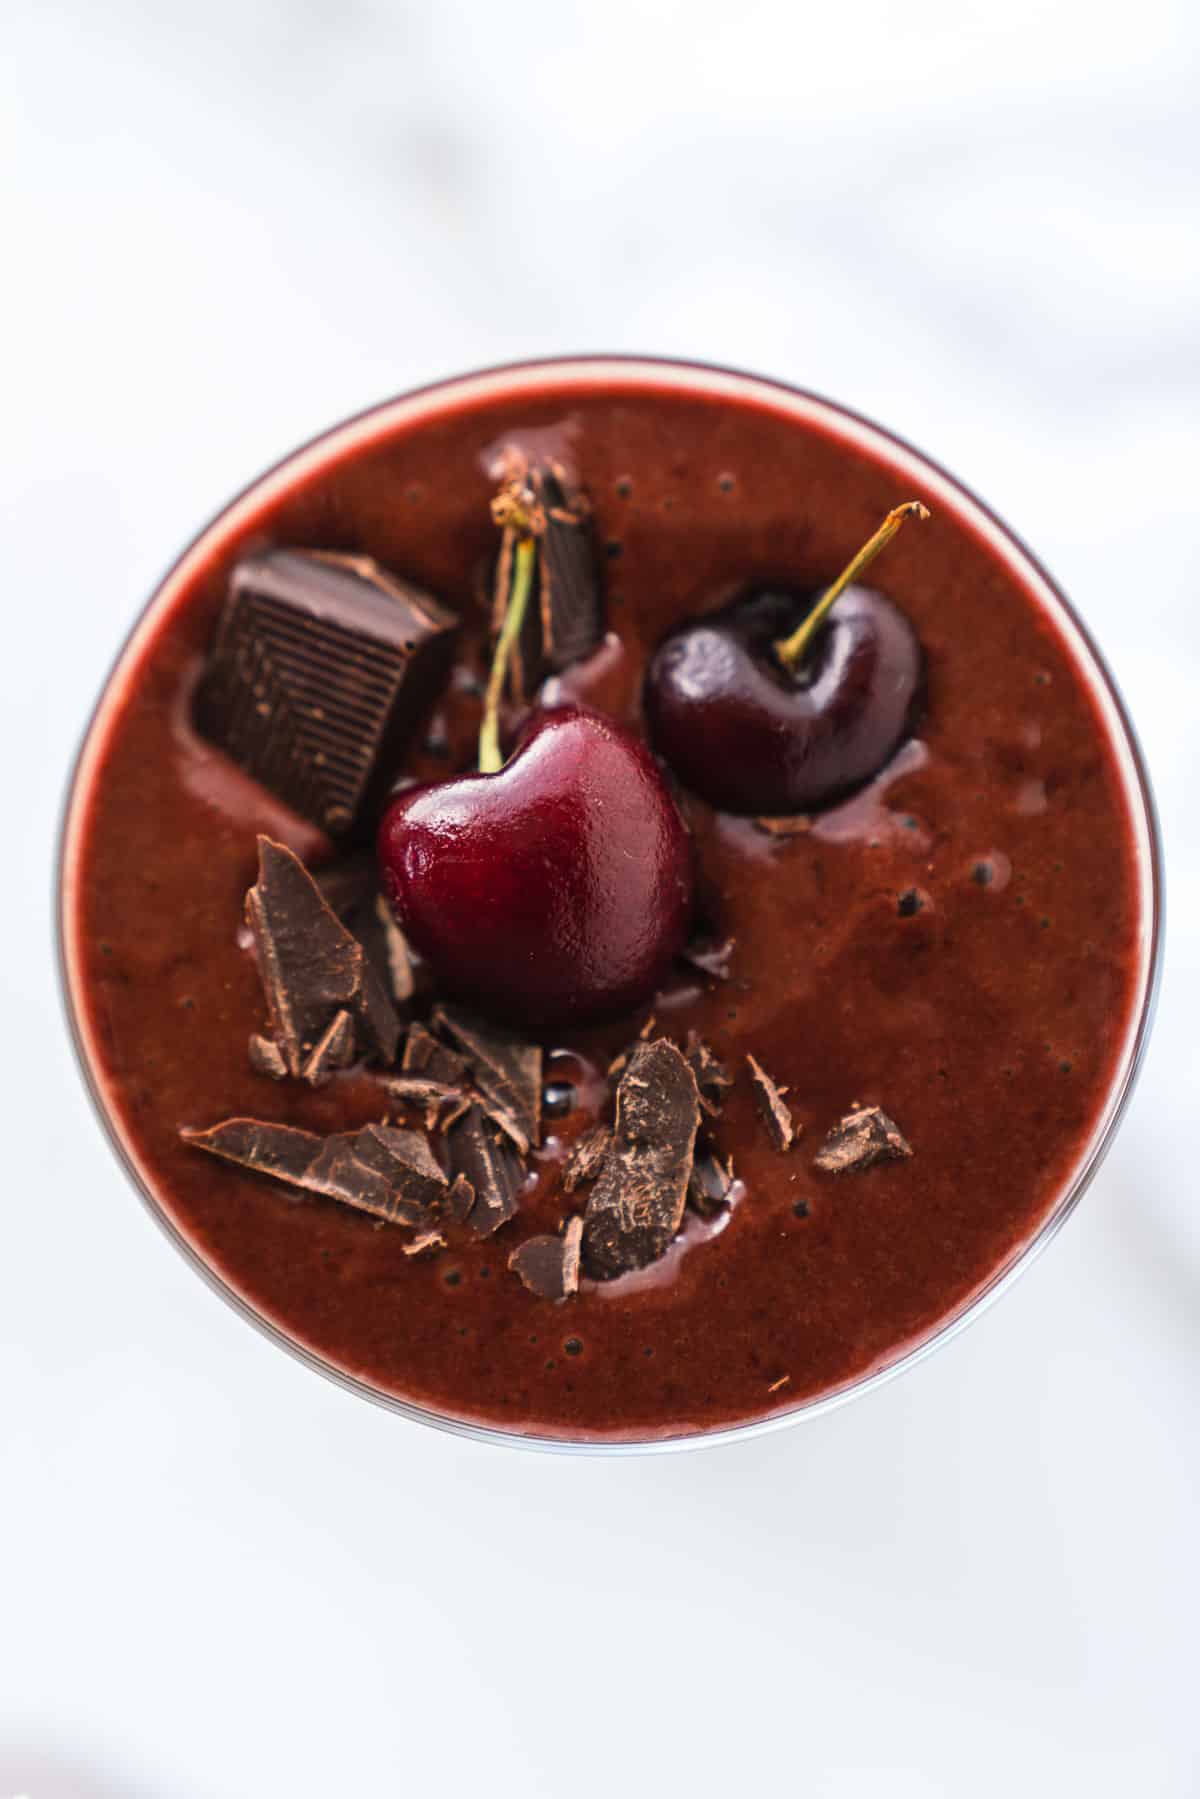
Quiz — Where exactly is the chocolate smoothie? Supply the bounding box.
[59,360,1157,1446]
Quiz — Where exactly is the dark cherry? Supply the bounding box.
[377,707,693,1030]
[644,502,928,815]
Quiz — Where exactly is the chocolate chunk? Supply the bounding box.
[432,1003,542,1148]
[813,1106,912,1174]
[679,934,735,982]
[246,837,400,1074]
[180,1119,324,1188]
[445,1104,526,1237]
[196,549,458,840]
[562,1123,612,1192]
[688,1151,736,1218]
[181,1117,447,1228]
[581,1039,701,1280]
[248,1034,288,1080]
[509,1216,583,1301]
[385,1074,466,1129]
[314,855,414,1005]
[301,1008,355,1086]
[746,1053,797,1152]
[402,1022,469,1087]
[491,462,603,700]
[685,1031,732,1116]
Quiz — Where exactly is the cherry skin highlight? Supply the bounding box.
[377,706,693,1030]
[644,583,923,816]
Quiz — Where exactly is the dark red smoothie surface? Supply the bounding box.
[61,365,1150,1444]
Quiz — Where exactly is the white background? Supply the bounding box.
[4,2,1199,1793]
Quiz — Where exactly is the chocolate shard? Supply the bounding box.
[685,1030,733,1116]
[679,934,735,982]
[246,837,400,1074]
[814,1106,912,1174]
[490,461,603,701]
[581,1039,701,1280]
[181,1117,447,1228]
[249,1034,288,1080]
[195,548,458,840]
[385,1075,466,1129]
[301,1008,355,1086]
[314,856,414,1006]
[402,1022,470,1087]
[443,1172,476,1225]
[445,1103,526,1237]
[509,1216,583,1301]
[562,1123,612,1193]
[431,1003,542,1148]
[688,1151,736,1218]
[746,1053,797,1152]
[180,1119,323,1188]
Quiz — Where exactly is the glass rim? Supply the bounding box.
[56,353,1165,1456]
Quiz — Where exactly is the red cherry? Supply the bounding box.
[645,502,928,815]
[377,707,693,1030]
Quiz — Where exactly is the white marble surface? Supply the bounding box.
[4,1,1199,1793]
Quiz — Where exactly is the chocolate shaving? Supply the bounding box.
[180,1118,447,1228]
[754,815,812,837]
[245,837,400,1074]
[248,1034,287,1080]
[402,1022,469,1087]
[301,1008,355,1086]
[813,1106,912,1174]
[444,1103,526,1237]
[679,934,735,982]
[195,548,458,840]
[746,1053,797,1152]
[443,1172,476,1225]
[509,1216,583,1301]
[432,1003,542,1148]
[562,1123,612,1192]
[581,1039,701,1280]
[403,1229,446,1257]
[687,1150,736,1218]
[685,1031,732,1116]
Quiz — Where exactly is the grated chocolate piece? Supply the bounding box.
[581,1039,701,1280]
[402,1022,470,1087]
[195,548,458,840]
[444,1103,526,1238]
[562,1123,612,1192]
[403,1229,446,1257]
[385,1074,467,1130]
[245,837,400,1074]
[679,934,735,982]
[432,1003,542,1148]
[814,1106,912,1174]
[249,1034,288,1080]
[685,1030,733,1116]
[301,1008,355,1086]
[687,1150,736,1218]
[746,1053,797,1152]
[509,1216,583,1301]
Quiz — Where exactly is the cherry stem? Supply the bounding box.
[774,500,931,674]
[479,533,537,774]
